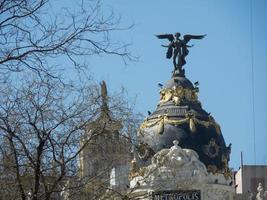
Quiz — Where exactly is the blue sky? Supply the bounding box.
[84,0,267,170]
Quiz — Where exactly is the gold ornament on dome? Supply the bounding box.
[140,113,222,135]
[159,86,199,106]
[221,155,232,179]
[207,159,232,180]
[207,165,232,180]
[207,165,218,174]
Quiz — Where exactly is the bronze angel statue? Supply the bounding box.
[156,32,206,72]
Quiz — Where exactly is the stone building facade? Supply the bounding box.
[78,81,132,199]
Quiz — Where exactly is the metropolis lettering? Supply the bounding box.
[152,190,201,200]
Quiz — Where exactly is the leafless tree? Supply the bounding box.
[0,1,139,199]
[0,0,134,81]
[0,74,139,200]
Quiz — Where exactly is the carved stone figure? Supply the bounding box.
[156,32,206,74]
[256,182,267,200]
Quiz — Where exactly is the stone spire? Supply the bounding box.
[100,80,110,119]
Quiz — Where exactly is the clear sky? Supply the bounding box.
[83,0,267,170]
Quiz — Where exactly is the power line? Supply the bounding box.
[250,0,256,165]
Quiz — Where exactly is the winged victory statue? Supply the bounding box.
[156,32,206,74]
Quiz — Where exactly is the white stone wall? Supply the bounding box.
[235,167,243,194]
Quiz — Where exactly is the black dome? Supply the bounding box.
[137,75,231,176]
[164,76,194,90]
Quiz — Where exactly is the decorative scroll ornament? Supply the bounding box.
[221,155,232,179]
[207,153,232,180]
[203,138,220,158]
[140,113,221,134]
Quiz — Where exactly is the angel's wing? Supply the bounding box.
[166,44,173,59]
[183,34,206,44]
[156,34,174,42]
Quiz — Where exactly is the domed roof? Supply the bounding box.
[164,75,194,90]
[137,73,231,178]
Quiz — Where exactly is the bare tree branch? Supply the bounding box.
[0,0,135,82]
[0,74,140,200]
